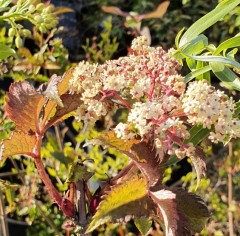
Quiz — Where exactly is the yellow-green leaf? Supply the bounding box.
[87,177,153,233]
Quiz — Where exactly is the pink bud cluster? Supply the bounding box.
[69,36,240,159]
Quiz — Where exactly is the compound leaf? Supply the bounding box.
[87,177,155,233]
[0,132,37,161]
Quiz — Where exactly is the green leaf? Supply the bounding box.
[175,27,185,49]
[175,189,210,233]
[181,34,208,55]
[179,0,240,47]
[67,161,93,182]
[210,62,240,91]
[87,177,155,233]
[149,186,210,235]
[185,124,211,146]
[184,66,211,83]
[214,35,240,55]
[134,216,152,236]
[185,54,240,69]
[0,43,15,60]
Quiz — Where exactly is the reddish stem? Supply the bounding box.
[100,90,131,109]
[34,157,74,218]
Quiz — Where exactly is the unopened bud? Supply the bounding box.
[34,15,43,23]
[36,3,44,11]
[28,5,35,12]
[22,29,31,37]
[15,36,22,48]
[8,28,16,37]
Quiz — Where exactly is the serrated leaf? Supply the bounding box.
[47,94,82,127]
[67,161,93,182]
[149,188,190,236]
[134,216,152,235]
[190,147,206,189]
[87,177,155,233]
[0,43,15,60]
[175,189,210,233]
[0,132,37,161]
[5,81,46,132]
[149,187,210,235]
[86,131,164,187]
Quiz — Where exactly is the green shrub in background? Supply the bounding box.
[0,0,240,236]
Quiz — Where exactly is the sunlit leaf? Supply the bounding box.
[86,131,165,186]
[149,188,190,236]
[54,7,74,15]
[179,0,240,47]
[38,74,63,107]
[87,177,155,233]
[0,43,15,60]
[101,6,128,17]
[0,132,37,161]
[210,62,240,91]
[185,124,211,146]
[214,35,240,55]
[134,216,152,235]
[149,186,210,235]
[184,66,211,83]
[140,1,170,20]
[5,81,46,132]
[47,94,82,127]
[67,161,93,182]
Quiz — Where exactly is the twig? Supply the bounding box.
[0,170,25,177]
[227,142,234,236]
[76,181,87,226]
[0,189,9,236]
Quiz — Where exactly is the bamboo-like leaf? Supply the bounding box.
[213,35,240,55]
[210,62,240,91]
[185,124,210,146]
[184,66,211,83]
[184,54,240,69]
[179,0,240,47]
[87,177,155,233]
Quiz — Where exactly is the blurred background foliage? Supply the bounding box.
[0,0,240,235]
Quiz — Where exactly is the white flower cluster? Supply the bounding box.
[182,80,240,143]
[69,36,240,159]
